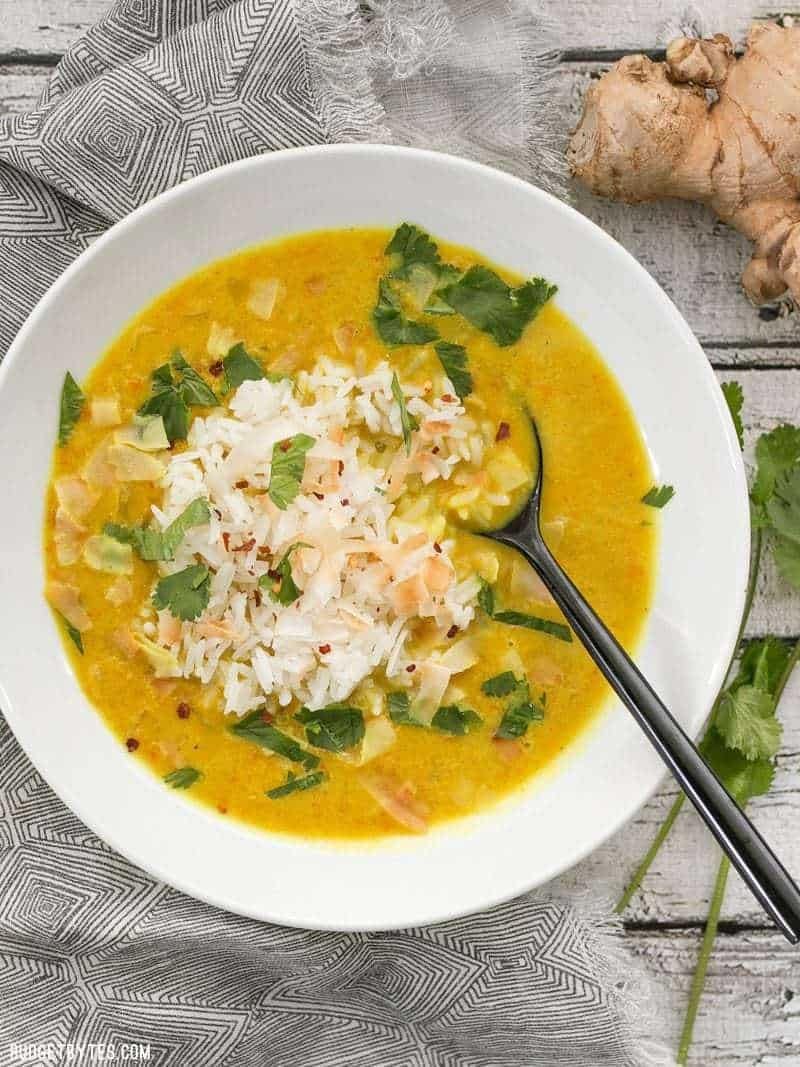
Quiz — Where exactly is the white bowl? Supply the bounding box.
[0,145,749,931]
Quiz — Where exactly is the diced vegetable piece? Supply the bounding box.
[106,577,133,606]
[107,443,165,482]
[46,581,91,631]
[83,439,118,488]
[207,321,239,358]
[54,475,99,521]
[83,534,134,575]
[360,772,429,833]
[247,278,282,321]
[134,634,181,678]
[90,396,121,427]
[115,414,170,452]
[54,507,86,566]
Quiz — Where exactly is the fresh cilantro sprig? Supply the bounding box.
[373,278,439,347]
[229,708,319,770]
[482,671,545,740]
[220,343,267,396]
[437,266,557,348]
[431,705,483,736]
[152,563,211,621]
[138,350,218,443]
[478,579,571,643]
[385,223,441,278]
[434,341,473,400]
[615,382,800,1066]
[387,691,424,727]
[269,434,315,510]
[295,704,365,753]
[58,372,85,446]
[267,770,326,799]
[106,498,210,562]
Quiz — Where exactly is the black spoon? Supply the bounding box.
[480,415,800,944]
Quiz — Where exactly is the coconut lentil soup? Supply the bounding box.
[45,225,657,838]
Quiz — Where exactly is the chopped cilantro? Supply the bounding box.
[152,563,211,621]
[700,728,775,806]
[385,223,441,278]
[163,766,202,789]
[721,381,744,450]
[220,343,266,396]
[259,542,310,605]
[432,705,483,735]
[492,611,572,643]
[481,671,520,697]
[268,433,315,510]
[267,770,326,800]
[58,372,85,445]
[477,578,495,617]
[751,424,800,506]
[105,497,210,562]
[295,704,365,753]
[387,691,424,727]
[495,691,545,740]
[391,372,419,455]
[138,351,218,443]
[438,266,556,347]
[229,708,319,769]
[373,278,439,347]
[434,341,473,400]
[62,616,84,654]
[641,485,675,508]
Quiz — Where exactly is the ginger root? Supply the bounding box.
[568,22,800,305]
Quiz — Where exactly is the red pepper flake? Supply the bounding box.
[338,460,345,476]
[313,492,324,500]
[176,702,191,719]
[433,542,442,554]
[432,446,440,455]
[318,644,331,654]
[442,393,456,403]
[214,508,223,520]
[222,531,231,551]
[253,589,262,607]
[217,804,228,815]
[125,737,139,752]
[260,708,274,724]
[447,625,459,639]
[235,479,249,489]
[406,663,417,674]
[496,421,511,442]
[209,360,224,377]
[233,538,256,553]
[279,438,292,452]
[267,568,280,580]
[341,499,350,507]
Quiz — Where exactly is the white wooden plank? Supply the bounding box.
[0,66,48,113]
[624,928,800,1064]
[0,0,784,56]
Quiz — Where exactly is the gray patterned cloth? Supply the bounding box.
[0,2,671,1064]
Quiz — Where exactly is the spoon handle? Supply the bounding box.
[507,534,800,944]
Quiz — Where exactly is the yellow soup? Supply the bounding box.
[44,227,656,839]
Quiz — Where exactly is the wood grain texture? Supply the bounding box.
[3,3,800,1062]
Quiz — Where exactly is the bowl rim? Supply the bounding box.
[0,143,750,930]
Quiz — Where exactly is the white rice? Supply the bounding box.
[144,358,485,714]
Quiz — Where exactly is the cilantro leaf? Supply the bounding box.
[721,381,744,450]
[267,770,326,799]
[700,728,775,805]
[435,341,473,400]
[259,542,310,605]
[391,372,420,455]
[767,467,800,544]
[492,610,572,643]
[229,708,319,768]
[171,351,218,406]
[163,766,202,789]
[61,615,84,654]
[641,485,675,508]
[58,372,85,445]
[751,425,800,505]
[774,539,800,589]
[138,353,218,443]
[432,704,483,735]
[385,223,441,278]
[152,563,211,621]
[495,693,545,740]
[387,691,424,727]
[105,497,210,562]
[268,433,315,510]
[220,343,266,396]
[477,578,496,617]
[438,266,556,347]
[481,671,520,697]
[716,684,783,760]
[295,704,365,753]
[373,279,439,347]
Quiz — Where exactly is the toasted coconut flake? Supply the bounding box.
[510,556,554,606]
[158,610,182,645]
[108,443,165,482]
[112,626,139,658]
[358,717,397,765]
[360,772,429,832]
[134,634,181,678]
[414,661,452,724]
[83,439,118,488]
[54,507,86,566]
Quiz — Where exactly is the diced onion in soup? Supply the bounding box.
[358,717,397,766]
[246,278,282,321]
[108,443,165,482]
[115,414,169,452]
[90,396,121,427]
[83,534,134,575]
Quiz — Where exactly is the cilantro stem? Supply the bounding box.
[615,527,762,915]
[615,792,685,913]
[676,855,730,1065]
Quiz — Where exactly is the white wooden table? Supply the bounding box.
[2,1,799,1061]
